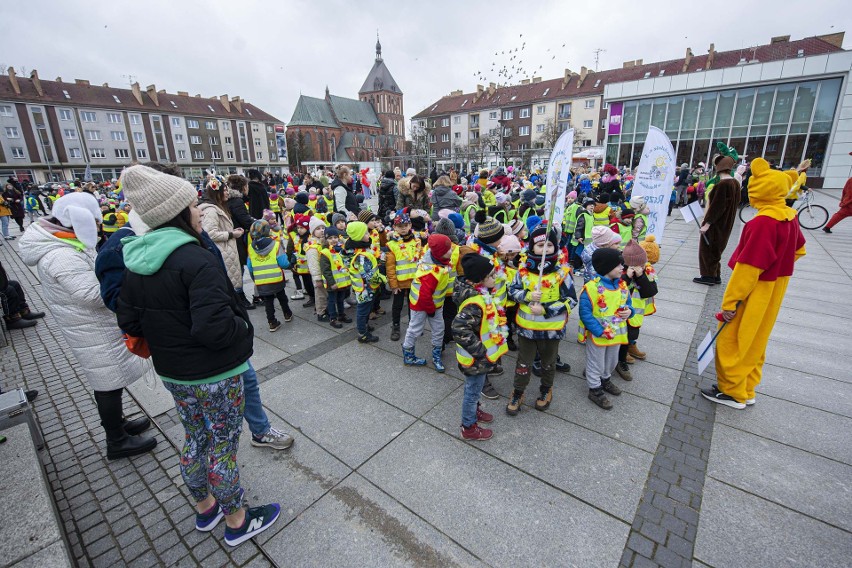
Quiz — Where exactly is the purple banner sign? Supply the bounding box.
[608,101,624,136]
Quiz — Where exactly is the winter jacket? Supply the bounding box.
[490,174,511,190]
[396,177,431,211]
[409,251,446,315]
[18,221,154,391]
[117,227,253,383]
[226,189,255,268]
[332,178,358,217]
[377,178,397,219]
[430,184,463,220]
[451,277,504,376]
[199,201,241,289]
[2,187,24,218]
[306,239,323,282]
[247,180,270,219]
[95,225,136,312]
[507,260,577,340]
[0,194,10,217]
[343,239,379,304]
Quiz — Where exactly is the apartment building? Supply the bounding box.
[0,69,286,183]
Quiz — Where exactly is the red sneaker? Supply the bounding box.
[476,404,494,423]
[461,423,493,441]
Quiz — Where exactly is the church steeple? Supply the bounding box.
[375,32,382,62]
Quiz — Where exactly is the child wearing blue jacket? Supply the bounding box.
[580,248,634,410]
[247,220,292,332]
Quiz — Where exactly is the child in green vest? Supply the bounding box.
[571,197,596,269]
[247,220,292,332]
[614,240,658,381]
[345,221,383,343]
[580,248,634,410]
[319,226,352,329]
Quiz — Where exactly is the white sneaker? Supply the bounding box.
[290,290,305,300]
[250,427,294,450]
[343,299,354,308]
[745,397,755,406]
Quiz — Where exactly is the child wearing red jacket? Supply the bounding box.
[402,234,453,372]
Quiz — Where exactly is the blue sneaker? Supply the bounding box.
[224,504,281,546]
[195,503,224,532]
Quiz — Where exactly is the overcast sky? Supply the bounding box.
[2,0,850,132]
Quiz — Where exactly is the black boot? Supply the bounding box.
[94,390,156,460]
[237,291,256,310]
[4,314,37,329]
[123,416,151,436]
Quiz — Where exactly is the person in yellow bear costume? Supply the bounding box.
[701,158,806,409]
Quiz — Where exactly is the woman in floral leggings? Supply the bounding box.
[117,164,280,546]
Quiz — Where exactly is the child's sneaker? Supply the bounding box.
[358,333,379,343]
[290,290,305,300]
[339,314,352,323]
[588,388,613,410]
[195,502,224,532]
[616,362,633,381]
[506,390,525,416]
[317,312,330,322]
[223,504,281,546]
[476,403,494,423]
[460,423,493,441]
[534,386,553,411]
[282,311,293,322]
[602,379,622,396]
[268,320,282,332]
[329,319,342,329]
[251,427,294,450]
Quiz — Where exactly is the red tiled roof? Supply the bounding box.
[0,75,283,123]
[412,35,844,119]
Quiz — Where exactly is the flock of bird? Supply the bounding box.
[472,34,570,88]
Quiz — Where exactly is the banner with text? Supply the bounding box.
[607,102,624,135]
[544,128,575,231]
[275,124,287,161]
[633,126,676,244]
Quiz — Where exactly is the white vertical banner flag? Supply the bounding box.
[544,128,575,230]
[633,126,676,244]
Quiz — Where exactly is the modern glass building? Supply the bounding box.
[604,47,852,189]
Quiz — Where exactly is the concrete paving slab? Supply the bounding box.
[716,396,852,465]
[763,340,847,383]
[311,341,461,417]
[639,315,697,344]
[778,294,845,317]
[768,321,852,357]
[694,478,852,568]
[264,473,485,568]
[250,311,338,356]
[707,424,852,532]
[359,422,630,567]
[757,364,852,418]
[7,541,72,568]
[260,364,416,468]
[649,299,704,324]
[247,338,290,372]
[775,305,847,332]
[126,377,175,418]
[654,286,709,306]
[421,391,653,522]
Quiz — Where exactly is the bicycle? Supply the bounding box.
[738,188,828,229]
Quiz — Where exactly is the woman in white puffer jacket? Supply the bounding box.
[18,192,157,460]
[198,178,243,289]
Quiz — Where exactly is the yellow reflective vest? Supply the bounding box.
[618,222,633,246]
[593,206,611,227]
[515,266,571,332]
[249,241,285,286]
[583,278,629,346]
[349,250,378,295]
[289,231,310,274]
[409,262,450,309]
[387,238,420,284]
[321,248,351,289]
[456,294,509,367]
[627,265,657,327]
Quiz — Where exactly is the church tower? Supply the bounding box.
[359,34,404,149]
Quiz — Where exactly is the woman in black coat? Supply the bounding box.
[2,183,25,231]
[377,170,397,219]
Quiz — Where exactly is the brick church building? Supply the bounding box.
[287,37,404,165]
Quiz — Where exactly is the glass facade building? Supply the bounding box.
[606,77,843,176]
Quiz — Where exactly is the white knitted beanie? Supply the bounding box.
[120,165,198,229]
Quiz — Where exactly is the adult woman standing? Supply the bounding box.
[199,178,243,292]
[331,165,359,219]
[0,191,13,240]
[2,183,25,232]
[225,174,257,310]
[117,165,279,546]
[17,193,157,459]
[396,175,431,211]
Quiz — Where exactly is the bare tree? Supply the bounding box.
[408,123,430,171]
[0,64,7,76]
[537,118,560,149]
[286,131,314,170]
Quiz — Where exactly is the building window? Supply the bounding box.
[133,132,144,143]
[428,134,436,143]
[442,148,450,157]
[252,124,259,132]
[69,148,82,159]
[227,150,234,159]
[441,133,450,142]
[212,151,222,160]
[85,130,102,141]
[64,129,77,139]
[518,126,530,136]
[223,122,230,131]
[90,148,106,159]
[441,118,450,127]
[583,120,593,128]
[172,133,184,143]
[558,103,571,119]
[81,111,97,122]
[0,105,13,117]
[254,138,261,147]
[187,119,199,128]
[489,112,497,120]
[107,113,122,123]
[224,136,232,144]
[585,99,595,109]
[256,152,263,160]
[453,116,461,124]
[11,147,25,158]
[520,108,531,118]
[209,136,219,145]
[470,131,480,140]
[502,127,512,137]
[536,124,545,133]
[266,125,273,133]
[190,135,201,144]
[454,132,461,139]
[115,148,130,158]
[58,109,72,120]
[536,105,546,115]
[193,150,204,159]
[601,120,607,129]
[206,121,216,130]
[170,100,178,108]
[171,117,181,127]
[136,149,148,159]
[129,114,141,125]
[111,131,126,141]
[177,150,186,160]
[502,110,513,120]
[4,127,20,138]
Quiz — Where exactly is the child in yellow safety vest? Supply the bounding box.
[306,216,329,322]
[506,225,576,416]
[451,254,507,441]
[496,234,523,352]
[318,226,353,329]
[247,220,292,332]
[613,240,658,382]
[579,248,635,410]
[287,214,314,305]
[385,213,421,341]
[344,221,384,343]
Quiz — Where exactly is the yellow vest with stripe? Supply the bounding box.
[571,210,594,246]
[593,206,611,227]
[349,250,378,295]
[583,279,629,346]
[323,196,335,212]
[563,202,580,235]
[456,294,509,367]
[618,222,633,246]
[387,238,419,283]
[249,241,284,286]
[269,198,280,213]
[633,213,648,242]
[446,245,460,296]
[627,265,657,327]
[290,231,310,274]
[409,262,450,309]
[515,268,571,332]
[321,248,351,289]
[504,266,517,307]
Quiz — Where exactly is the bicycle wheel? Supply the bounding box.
[739,204,757,223]
[797,203,829,230]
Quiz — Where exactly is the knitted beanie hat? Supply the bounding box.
[497,234,522,253]
[294,214,311,228]
[592,248,623,276]
[346,221,368,242]
[461,254,494,284]
[448,213,465,229]
[596,192,610,204]
[283,197,296,210]
[639,235,660,264]
[526,215,542,234]
[476,217,505,244]
[622,239,648,267]
[324,226,341,239]
[427,233,452,259]
[629,195,648,212]
[393,213,411,226]
[358,209,376,224]
[295,192,309,205]
[567,190,578,199]
[250,219,271,240]
[592,226,622,247]
[529,224,559,249]
[434,218,457,239]
[120,165,197,229]
[331,213,346,226]
[309,216,325,235]
[506,219,525,236]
